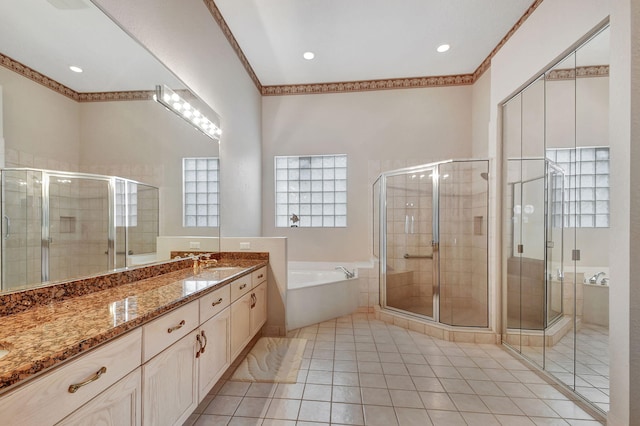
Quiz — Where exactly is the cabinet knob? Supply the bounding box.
[257,274,264,279]
[68,366,107,393]
[212,297,223,307]
[239,283,247,290]
[167,320,186,333]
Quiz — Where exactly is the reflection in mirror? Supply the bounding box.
[0,0,220,293]
[574,26,610,413]
[543,51,577,391]
[502,24,610,414]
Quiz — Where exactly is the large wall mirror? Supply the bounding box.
[502,25,610,413]
[0,0,221,292]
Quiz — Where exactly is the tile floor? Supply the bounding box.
[185,314,604,425]
[532,324,609,413]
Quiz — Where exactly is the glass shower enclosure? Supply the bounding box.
[374,159,489,327]
[1,168,159,292]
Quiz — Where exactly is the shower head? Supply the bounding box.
[480,172,489,181]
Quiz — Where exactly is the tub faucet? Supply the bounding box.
[335,266,355,279]
[589,272,606,284]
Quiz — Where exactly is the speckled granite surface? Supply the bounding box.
[0,255,268,394]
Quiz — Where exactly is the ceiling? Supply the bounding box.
[0,0,183,93]
[214,0,535,86]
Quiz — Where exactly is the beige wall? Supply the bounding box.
[261,86,473,262]
[0,67,81,170]
[95,0,263,238]
[610,0,640,424]
[79,100,218,237]
[472,69,491,158]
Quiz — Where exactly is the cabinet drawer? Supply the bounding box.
[199,285,231,323]
[0,328,142,426]
[142,301,199,362]
[230,275,252,302]
[252,266,267,288]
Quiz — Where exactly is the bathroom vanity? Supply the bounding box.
[0,254,268,426]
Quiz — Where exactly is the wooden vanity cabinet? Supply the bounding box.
[231,270,268,360]
[0,266,267,426]
[0,328,142,426]
[58,368,142,426]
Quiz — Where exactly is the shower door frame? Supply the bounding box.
[378,159,490,326]
[43,171,117,282]
[0,168,158,290]
[379,162,439,321]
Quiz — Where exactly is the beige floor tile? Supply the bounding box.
[334,371,360,386]
[359,373,388,389]
[298,400,331,423]
[193,414,231,426]
[389,389,424,408]
[449,392,491,413]
[227,416,262,426]
[331,402,365,425]
[418,391,456,411]
[245,383,277,398]
[273,383,305,399]
[361,387,393,406]
[461,411,501,425]
[480,395,525,415]
[265,398,301,420]
[426,409,467,426]
[233,397,270,418]
[332,385,362,403]
[394,407,433,426]
[363,405,399,426]
[204,395,242,416]
[384,374,417,390]
[303,383,332,401]
[218,381,251,397]
[494,414,537,425]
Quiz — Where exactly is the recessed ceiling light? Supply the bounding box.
[303,51,315,60]
[436,44,450,53]
[69,65,83,73]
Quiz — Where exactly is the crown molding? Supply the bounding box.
[545,65,609,80]
[1,52,162,103]
[1,52,79,101]
[261,74,474,96]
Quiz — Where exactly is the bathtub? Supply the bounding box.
[287,263,360,331]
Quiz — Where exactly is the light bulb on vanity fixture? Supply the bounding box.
[154,85,222,141]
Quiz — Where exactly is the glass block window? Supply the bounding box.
[115,181,137,227]
[275,154,347,227]
[183,158,219,227]
[547,147,609,228]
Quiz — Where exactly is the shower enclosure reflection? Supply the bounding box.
[375,159,489,327]
[1,168,158,292]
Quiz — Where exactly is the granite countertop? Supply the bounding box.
[0,260,267,394]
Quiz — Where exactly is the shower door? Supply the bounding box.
[46,174,113,283]
[382,166,437,319]
[1,170,43,291]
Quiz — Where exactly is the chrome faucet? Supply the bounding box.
[335,266,355,279]
[589,272,606,284]
[193,256,218,274]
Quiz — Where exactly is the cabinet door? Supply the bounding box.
[0,329,141,426]
[198,307,231,401]
[230,292,252,360]
[142,330,198,426]
[58,368,141,426]
[250,282,267,336]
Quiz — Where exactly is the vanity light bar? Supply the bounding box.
[154,85,221,141]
